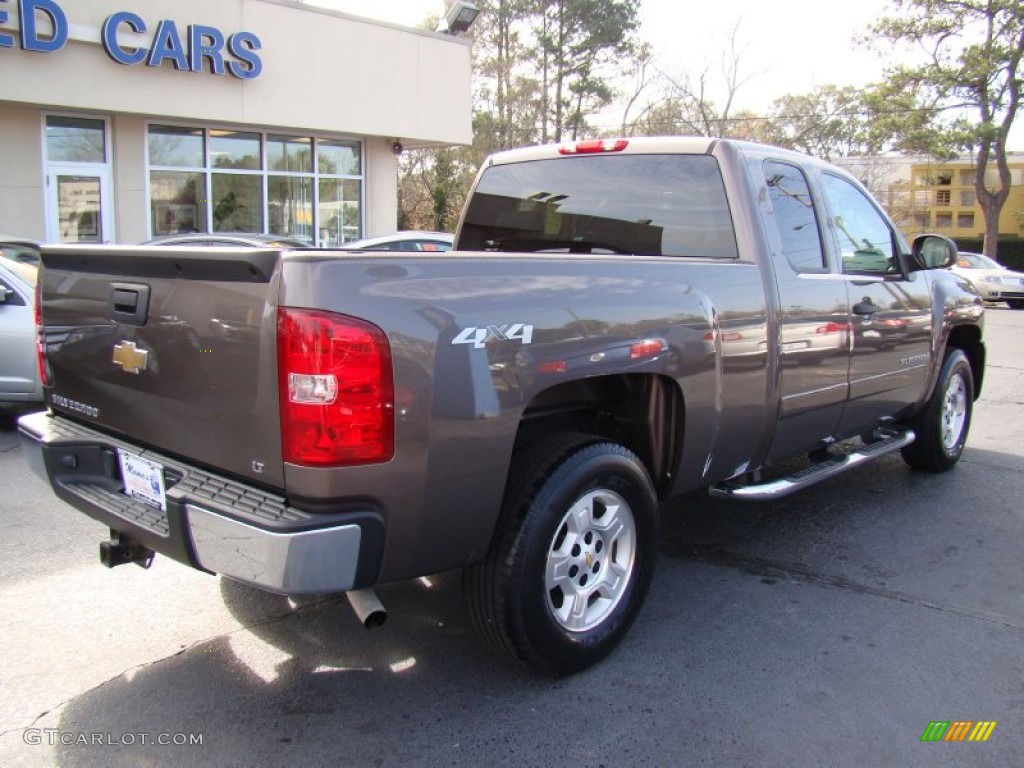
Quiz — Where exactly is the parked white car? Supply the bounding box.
[951,252,1024,309]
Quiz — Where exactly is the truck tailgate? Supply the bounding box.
[39,245,285,488]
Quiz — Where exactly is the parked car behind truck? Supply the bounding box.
[951,251,1024,308]
[20,137,984,674]
[0,260,43,411]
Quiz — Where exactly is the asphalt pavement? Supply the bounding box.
[0,308,1021,768]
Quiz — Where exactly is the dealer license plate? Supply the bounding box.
[117,450,167,512]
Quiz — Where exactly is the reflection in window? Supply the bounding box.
[149,125,204,167]
[212,174,261,232]
[211,130,261,170]
[318,139,361,175]
[268,135,312,173]
[764,161,826,272]
[56,175,103,243]
[46,116,106,163]
[150,171,206,234]
[319,178,361,246]
[269,176,313,242]
[820,173,895,274]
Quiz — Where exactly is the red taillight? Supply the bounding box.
[629,339,666,359]
[278,308,394,466]
[34,282,50,387]
[816,322,848,335]
[558,139,629,155]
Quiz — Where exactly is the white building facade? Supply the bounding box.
[0,0,472,245]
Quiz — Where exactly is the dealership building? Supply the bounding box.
[0,0,472,246]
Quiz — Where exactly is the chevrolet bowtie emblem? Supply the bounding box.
[112,341,149,374]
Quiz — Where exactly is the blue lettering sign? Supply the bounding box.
[0,1,14,49]
[101,11,147,65]
[146,19,188,71]
[226,31,261,80]
[1,1,262,78]
[18,0,67,53]
[189,24,224,75]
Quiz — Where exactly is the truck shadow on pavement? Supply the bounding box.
[50,449,1022,767]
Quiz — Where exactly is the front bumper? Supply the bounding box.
[18,411,383,595]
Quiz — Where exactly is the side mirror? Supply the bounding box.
[0,287,10,304]
[910,234,958,271]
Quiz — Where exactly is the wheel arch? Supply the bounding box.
[945,324,985,400]
[512,373,685,499]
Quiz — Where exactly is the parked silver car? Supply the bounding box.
[0,235,41,266]
[0,260,43,410]
[337,231,453,252]
[142,232,311,248]
[951,252,1024,309]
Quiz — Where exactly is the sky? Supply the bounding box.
[309,0,1023,150]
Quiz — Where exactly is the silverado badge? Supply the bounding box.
[112,341,149,374]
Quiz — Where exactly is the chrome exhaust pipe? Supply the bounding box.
[346,588,387,628]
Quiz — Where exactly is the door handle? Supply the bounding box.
[109,282,150,326]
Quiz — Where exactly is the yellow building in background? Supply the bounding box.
[887,154,1024,241]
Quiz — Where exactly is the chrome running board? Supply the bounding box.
[709,428,916,501]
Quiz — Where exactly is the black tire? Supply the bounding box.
[901,349,974,472]
[464,434,658,675]
[1007,299,1024,310]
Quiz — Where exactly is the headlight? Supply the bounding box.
[980,276,1000,283]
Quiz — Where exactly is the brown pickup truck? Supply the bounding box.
[20,137,985,673]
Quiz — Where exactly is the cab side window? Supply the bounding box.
[820,173,896,274]
[763,161,827,272]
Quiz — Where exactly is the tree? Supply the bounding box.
[762,85,876,160]
[534,0,640,142]
[472,0,542,152]
[867,0,1024,257]
[621,18,763,140]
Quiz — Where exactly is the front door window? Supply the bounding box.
[54,174,104,243]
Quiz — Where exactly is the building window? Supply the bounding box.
[46,116,106,163]
[960,190,975,206]
[936,189,951,207]
[147,125,362,242]
[935,212,953,228]
[957,213,975,229]
[914,212,930,229]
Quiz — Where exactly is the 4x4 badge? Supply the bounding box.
[112,341,149,374]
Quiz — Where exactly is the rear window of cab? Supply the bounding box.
[458,154,737,259]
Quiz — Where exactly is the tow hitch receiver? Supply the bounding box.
[100,530,155,569]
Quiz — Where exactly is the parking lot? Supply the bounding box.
[1,308,1021,768]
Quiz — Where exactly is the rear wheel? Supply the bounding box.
[1007,299,1024,310]
[901,349,974,472]
[464,434,658,675]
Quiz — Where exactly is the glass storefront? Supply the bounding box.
[147,125,363,243]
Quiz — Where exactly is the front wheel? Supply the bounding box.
[464,435,658,675]
[901,349,974,472]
